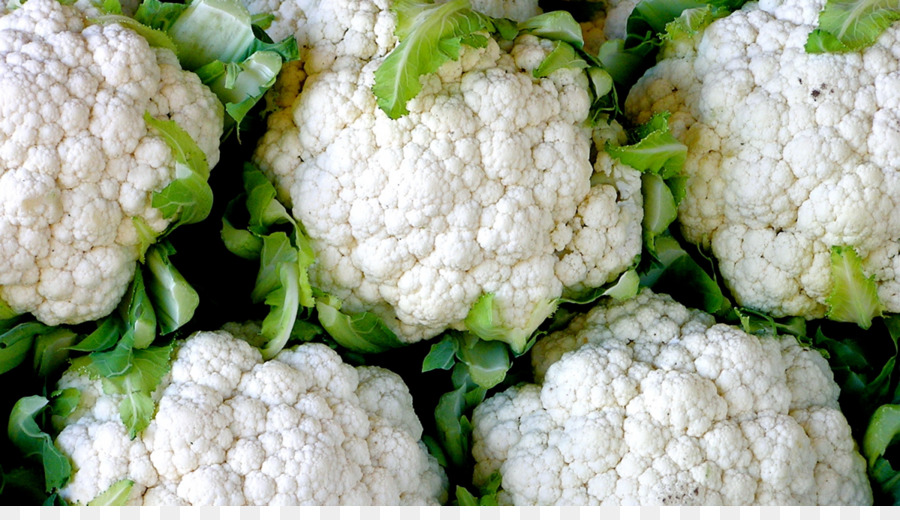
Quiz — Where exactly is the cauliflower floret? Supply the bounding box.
[54,330,447,505]
[625,0,900,319]
[0,0,223,325]
[252,2,642,345]
[472,289,872,505]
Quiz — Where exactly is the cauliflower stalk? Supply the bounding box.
[471,289,872,505]
[244,0,642,351]
[624,0,900,325]
[53,329,448,505]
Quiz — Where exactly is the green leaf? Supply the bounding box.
[664,6,721,41]
[166,0,257,69]
[144,242,199,335]
[373,0,493,119]
[221,197,264,260]
[533,41,589,78]
[456,334,510,389]
[134,0,187,32]
[67,316,124,353]
[101,344,173,438]
[0,295,17,320]
[252,232,298,303]
[805,0,900,53]
[144,114,213,231]
[422,334,459,372]
[517,10,585,47]
[864,404,900,466]
[827,245,883,329]
[315,298,404,354]
[33,328,78,379]
[641,173,679,251]
[87,479,134,506]
[49,388,81,422]
[640,234,730,315]
[0,322,53,376]
[8,396,72,492]
[89,341,134,379]
[456,486,479,506]
[118,269,157,350]
[258,260,300,360]
[464,293,557,355]
[606,112,687,177]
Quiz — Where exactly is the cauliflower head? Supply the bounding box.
[0,0,224,325]
[471,289,872,505]
[625,0,900,319]
[54,330,447,505]
[252,1,643,344]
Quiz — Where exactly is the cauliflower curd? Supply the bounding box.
[250,0,643,344]
[54,330,447,505]
[626,0,900,319]
[0,0,223,325]
[472,289,872,505]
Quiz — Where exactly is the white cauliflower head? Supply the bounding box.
[625,0,900,319]
[0,0,224,325]
[471,289,872,505]
[54,330,447,505]
[252,1,643,344]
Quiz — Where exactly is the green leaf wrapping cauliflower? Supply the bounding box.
[624,0,900,320]
[0,0,223,325]
[249,0,643,344]
[471,289,872,505]
[53,329,448,505]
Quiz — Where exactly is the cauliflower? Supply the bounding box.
[0,0,224,326]
[250,0,643,345]
[471,289,872,505]
[625,0,900,319]
[54,330,447,505]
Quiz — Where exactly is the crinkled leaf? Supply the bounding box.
[827,245,883,329]
[144,242,199,335]
[8,396,71,492]
[134,0,187,31]
[607,112,686,177]
[87,479,135,506]
[118,392,156,439]
[806,0,900,53]
[101,344,173,438]
[374,0,492,119]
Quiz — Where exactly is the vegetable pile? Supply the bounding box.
[2,0,900,506]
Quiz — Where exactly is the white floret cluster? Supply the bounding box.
[625,0,900,319]
[248,0,643,344]
[0,0,223,325]
[472,289,872,505]
[54,331,447,505]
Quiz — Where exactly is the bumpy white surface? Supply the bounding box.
[0,0,223,325]
[55,331,447,505]
[625,0,900,319]
[249,0,642,343]
[472,289,872,505]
